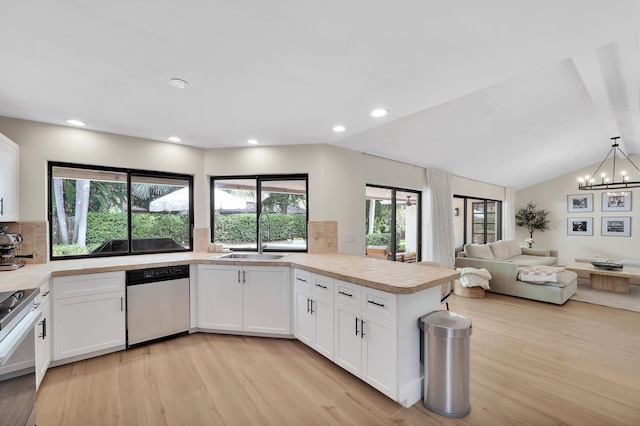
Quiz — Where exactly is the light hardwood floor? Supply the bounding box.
[36,293,640,425]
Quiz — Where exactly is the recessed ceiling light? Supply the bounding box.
[168,136,182,142]
[370,109,388,118]
[169,78,188,89]
[66,119,86,126]
[247,139,259,145]
[333,125,347,133]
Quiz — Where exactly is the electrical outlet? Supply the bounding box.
[344,233,355,243]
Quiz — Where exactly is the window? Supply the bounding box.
[211,175,308,252]
[49,162,193,259]
[453,195,502,246]
[365,185,421,262]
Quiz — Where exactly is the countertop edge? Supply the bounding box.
[2,253,460,295]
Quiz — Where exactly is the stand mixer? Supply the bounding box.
[0,226,34,271]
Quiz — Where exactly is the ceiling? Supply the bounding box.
[3,1,640,189]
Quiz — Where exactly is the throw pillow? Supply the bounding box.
[488,240,510,260]
[464,244,495,260]
[504,239,522,258]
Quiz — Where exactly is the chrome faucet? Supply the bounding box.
[258,212,271,254]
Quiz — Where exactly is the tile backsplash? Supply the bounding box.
[307,221,338,254]
[1,221,48,264]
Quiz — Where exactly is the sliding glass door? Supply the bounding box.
[365,185,421,262]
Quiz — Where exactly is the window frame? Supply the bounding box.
[454,194,502,245]
[48,161,194,260]
[210,174,309,253]
[365,184,422,262]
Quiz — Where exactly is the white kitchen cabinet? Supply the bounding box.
[34,279,51,390]
[52,272,126,363]
[198,265,290,336]
[333,280,398,400]
[293,269,334,360]
[0,132,19,222]
[198,265,243,331]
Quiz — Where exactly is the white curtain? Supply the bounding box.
[425,168,455,268]
[503,187,516,240]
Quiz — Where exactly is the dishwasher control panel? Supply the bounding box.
[125,265,189,286]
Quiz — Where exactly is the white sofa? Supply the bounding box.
[455,239,577,305]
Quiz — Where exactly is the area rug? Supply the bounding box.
[570,283,640,313]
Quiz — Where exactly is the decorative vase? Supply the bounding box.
[527,242,533,248]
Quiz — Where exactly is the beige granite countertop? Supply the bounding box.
[0,252,459,295]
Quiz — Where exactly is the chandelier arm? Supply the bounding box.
[615,147,640,174]
[588,146,616,178]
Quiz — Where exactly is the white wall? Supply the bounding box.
[516,157,640,265]
[0,117,206,226]
[204,146,428,255]
[2,116,507,257]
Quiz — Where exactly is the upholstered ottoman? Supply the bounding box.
[517,270,578,305]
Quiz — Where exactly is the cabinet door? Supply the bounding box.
[334,303,361,376]
[362,312,397,399]
[53,291,125,361]
[0,133,19,221]
[244,267,290,335]
[35,299,51,390]
[293,284,313,346]
[198,266,243,331]
[312,296,333,360]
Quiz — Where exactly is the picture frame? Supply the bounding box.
[567,194,593,212]
[601,216,631,237]
[567,217,593,235]
[601,192,631,212]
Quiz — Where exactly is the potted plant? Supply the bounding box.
[515,202,550,247]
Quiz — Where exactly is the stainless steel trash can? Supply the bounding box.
[419,310,472,418]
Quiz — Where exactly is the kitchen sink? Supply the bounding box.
[215,253,287,260]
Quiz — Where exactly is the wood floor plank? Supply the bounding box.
[37,293,640,425]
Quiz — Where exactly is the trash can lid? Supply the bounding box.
[419,310,472,338]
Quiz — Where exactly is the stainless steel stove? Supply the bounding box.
[0,289,38,341]
[0,288,40,426]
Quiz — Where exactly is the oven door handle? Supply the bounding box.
[0,310,42,366]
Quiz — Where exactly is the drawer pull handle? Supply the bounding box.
[339,291,353,298]
[315,284,327,289]
[361,319,365,338]
[368,300,385,308]
[355,317,359,336]
[297,277,307,283]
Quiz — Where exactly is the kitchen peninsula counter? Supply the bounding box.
[0,252,458,294]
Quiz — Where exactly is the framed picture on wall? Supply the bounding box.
[567,217,593,235]
[567,194,593,212]
[602,192,631,212]
[601,216,631,237]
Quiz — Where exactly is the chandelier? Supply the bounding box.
[578,137,640,190]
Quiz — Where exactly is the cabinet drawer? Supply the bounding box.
[312,274,334,300]
[363,287,397,321]
[293,269,312,293]
[53,271,125,299]
[334,280,361,308]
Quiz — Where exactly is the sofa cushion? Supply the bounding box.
[504,239,522,258]
[510,254,558,267]
[464,243,494,260]
[522,247,551,257]
[489,240,510,260]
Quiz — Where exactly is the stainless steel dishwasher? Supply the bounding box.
[125,265,190,347]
